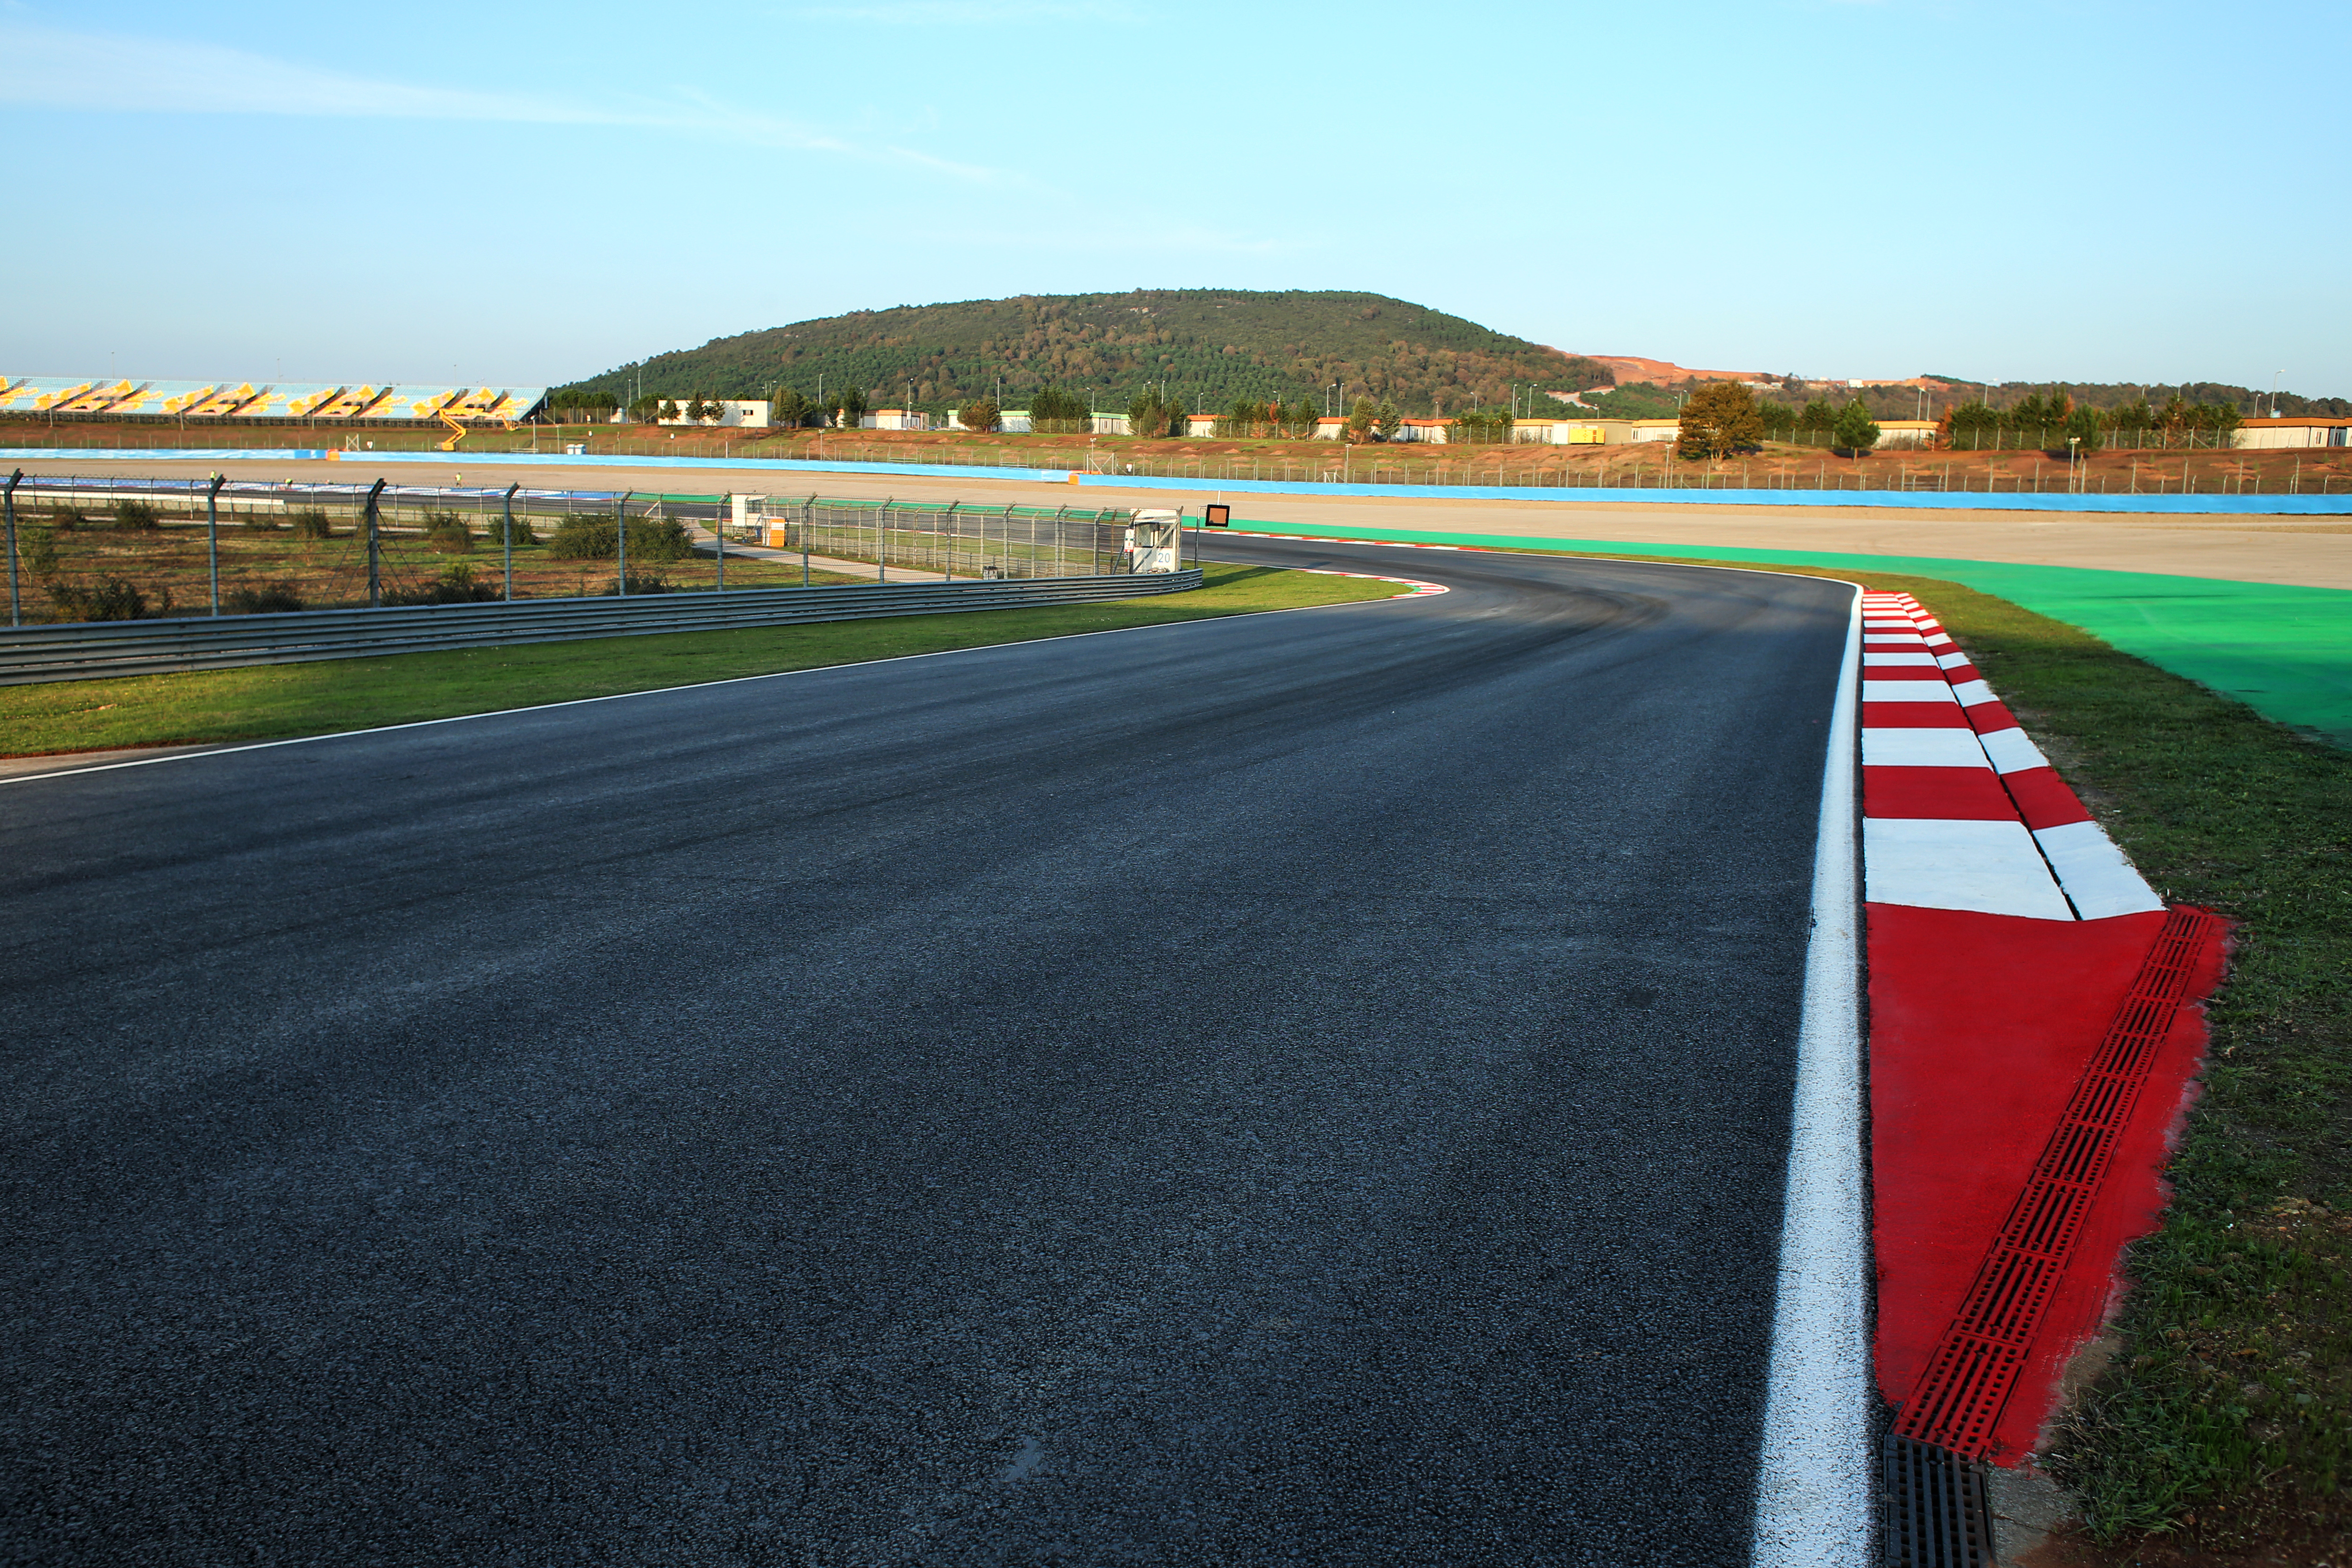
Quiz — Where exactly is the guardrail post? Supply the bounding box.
[5,468,20,627]
[364,478,386,608]
[501,483,518,601]
[206,473,225,616]
[615,491,631,598]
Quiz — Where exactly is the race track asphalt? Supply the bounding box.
[0,539,1855,1567]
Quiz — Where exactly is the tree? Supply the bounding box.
[1374,402,1401,441]
[1831,398,1881,456]
[1344,396,1379,443]
[1674,382,1766,460]
[2064,403,2103,455]
[657,398,681,423]
[1127,387,1166,439]
[1941,400,1998,450]
[687,397,722,424]
[773,389,810,428]
[959,397,1000,433]
[838,386,869,426]
[627,394,662,425]
[1796,397,1837,441]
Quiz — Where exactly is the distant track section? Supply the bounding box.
[0,573,1203,685]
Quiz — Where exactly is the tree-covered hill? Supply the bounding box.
[558,290,1618,419]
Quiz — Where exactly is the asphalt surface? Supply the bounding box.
[1,539,1855,1566]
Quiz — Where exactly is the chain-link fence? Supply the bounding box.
[0,476,1176,627]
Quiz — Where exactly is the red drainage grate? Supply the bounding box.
[1893,904,2224,1459]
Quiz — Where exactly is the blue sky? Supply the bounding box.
[6,0,2346,394]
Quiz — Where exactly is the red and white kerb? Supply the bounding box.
[1859,593,2162,923]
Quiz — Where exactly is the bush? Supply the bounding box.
[24,527,58,576]
[598,572,676,595]
[544,514,694,562]
[49,506,85,533]
[108,499,162,531]
[48,574,169,622]
[224,579,305,614]
[482,512,538,546]
[240,513,283,534]
[421,511,476,554]
[381,563,500,605]
[288,508,335,539]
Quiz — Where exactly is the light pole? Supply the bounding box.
[2272,370,2283,418]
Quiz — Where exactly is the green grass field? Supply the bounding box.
[0,562,1401,757]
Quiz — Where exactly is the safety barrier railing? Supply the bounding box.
[0,571,1204,685]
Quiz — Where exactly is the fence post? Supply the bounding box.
[206,473,225,616]
[615,491,630,596]
[714,493,725,593]
[502,483,518,601]
[877,500,889,583]
[5,468,20,628]
[365,478,386,608]
[802,496,814,587]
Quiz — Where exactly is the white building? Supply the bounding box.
[656,399,769,428]
[2236,417,2352,449]
[860,407,930,431]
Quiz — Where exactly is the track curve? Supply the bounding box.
[1,541,1854,1566]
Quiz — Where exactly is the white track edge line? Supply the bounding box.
[1751,579,1875,1568]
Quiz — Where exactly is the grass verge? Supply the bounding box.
[0,563,1400,757]
[1566,550,2349,1560]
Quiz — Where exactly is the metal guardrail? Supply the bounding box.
[0,571,1203,685]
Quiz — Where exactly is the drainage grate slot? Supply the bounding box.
[1882,1435,1996,1567]
[1893,905,2222,1456]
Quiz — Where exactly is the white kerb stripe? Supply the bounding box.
[1861,680,1959,703]
[1978,727,2051,774]
[1863,634,1928,645]
[1863,652,1941,667]
[1862,728,1993,769]
[1863,818,2077,920]
[2034,820,2168,919]
[1935,652,1973,670]
[1950,679,1999,706]
[1751,580,1873,1568]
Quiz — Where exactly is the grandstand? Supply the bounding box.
[0,375,548,426]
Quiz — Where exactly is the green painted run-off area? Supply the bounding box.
[1235,519,2352,748]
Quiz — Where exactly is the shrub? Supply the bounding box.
[24,527,59,576]
[108,499,162,531]
[381,562,500,605]
[240,513,283,534]
[545,515,694,562]
[421,511,477,554]
[224,579,305,614]
[483,512,539,546]
[598,572,675,595]
[48,574,169,622]
[49,506,85,533]
[288,508,335,539]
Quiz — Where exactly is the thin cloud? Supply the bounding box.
[0,23,1001,178]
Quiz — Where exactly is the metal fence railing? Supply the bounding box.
[0,572,1205,684]
[0,475,1187,628]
